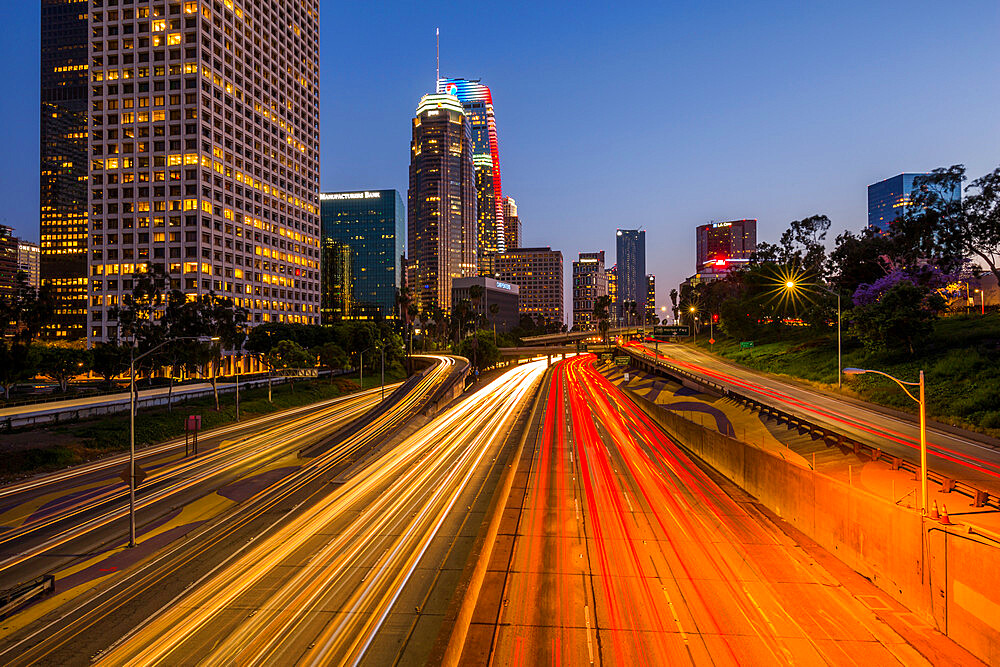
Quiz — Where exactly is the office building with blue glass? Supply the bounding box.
[868,173,960,234]
[320,190,405,321]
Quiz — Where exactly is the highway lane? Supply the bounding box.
[0,385,399,590]
[631,341,1000,497]
[91,359,546,666]
[485,355,956,665]
[0,355,457,665]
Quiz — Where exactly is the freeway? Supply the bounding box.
[475,355,974,665]
[0,383,397,592]
[0,355,458,665]
[629,341,1000,498]
[82,358,546,666]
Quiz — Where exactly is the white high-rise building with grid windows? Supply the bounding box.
[86,0,320,343]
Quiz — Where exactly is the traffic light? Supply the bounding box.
[712,313,719,324]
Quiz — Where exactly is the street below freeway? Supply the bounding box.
[468,355,976,665]
[0,356,457,664]
[631,341,1000,499]
[84,359,546,666]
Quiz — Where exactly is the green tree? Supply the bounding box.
[849,281,945,355]
[899,165,1000,286]
[458,330,500,373]
[314,341,349,382]
[266,340,314,391]
[91,341,130,389]
[0,341,35,400]
[594,295,613,348]
[37,346,91,393]
[0,271,54,342]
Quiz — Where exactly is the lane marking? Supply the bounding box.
[584,604,595,664]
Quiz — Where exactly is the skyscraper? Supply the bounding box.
[407,92,477,314]
[503,196,520,250]
[606,265,617,323]
[86,0,321,344]
[40,0,90,340]
[19,242,41,290]
[437,78,504,275]
[0,226,18,300]
[867,173,959,234]
[496,247,563,326]
[615,229,645,322]
[572,251,607,330]
[320,190,405,319]
[695,220,756,279]
[320,239,352,322]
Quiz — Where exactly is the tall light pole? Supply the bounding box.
[128,335,216,547]
[843,367,927,513]
[786,280,842,389]
[688,305,697,343]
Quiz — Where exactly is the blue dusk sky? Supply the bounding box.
[2,1,999,314]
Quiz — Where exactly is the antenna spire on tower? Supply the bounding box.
[436,28,440,84]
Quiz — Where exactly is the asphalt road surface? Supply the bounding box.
[631,341,1000,498]
[475,355,973,665]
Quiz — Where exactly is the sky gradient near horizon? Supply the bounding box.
[2,1,999,316]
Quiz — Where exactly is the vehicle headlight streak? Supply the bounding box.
[97,359,545,666]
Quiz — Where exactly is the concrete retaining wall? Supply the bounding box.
[628,388,1000,664]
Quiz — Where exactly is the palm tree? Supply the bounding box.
[488,302,500,344]
[594,295,612,349]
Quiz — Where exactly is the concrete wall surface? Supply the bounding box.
[628,388,1000,665]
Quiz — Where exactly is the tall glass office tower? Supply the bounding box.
[320,190,405,320]
[615,229,646,320]
[40,0,90,340]
[407,93,477,313]
[867,173,959,234]
[437,78,504,276]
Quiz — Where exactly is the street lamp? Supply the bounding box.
[843,367,927,514]
[128,335,217,547]
[786,281,843,389]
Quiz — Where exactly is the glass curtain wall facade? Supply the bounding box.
[437,78,504,276]
[615,229,645,321]
[407,93,477,314]
[319,190,404,320]
[867,173,959,234]
[41,0,90,340]
[320,239,352,321]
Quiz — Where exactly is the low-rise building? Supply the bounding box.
[452,276,520,333]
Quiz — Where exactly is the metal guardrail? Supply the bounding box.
[0,575,55,620]
[618,346,1000,511]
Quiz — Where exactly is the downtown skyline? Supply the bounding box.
[3,1,1000,313]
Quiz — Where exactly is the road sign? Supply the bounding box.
[653,325,690,338]
[185,414,202,431]
[709,338,715,345]
[740,341,755,349]
[120,463,148,486]
[601,353,613,363]
[615,356,630,367]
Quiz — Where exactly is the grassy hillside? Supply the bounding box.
[695,313,1000,435]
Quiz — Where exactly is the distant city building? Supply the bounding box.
[0,226,19,299]
[320,240,353,322]
[451,276,520,334]
[502,196,520,250]
[646,274,656,324]
[572,251,607,330]
[18,242,41,289]
[695,220,757,279]
[40,0,90,340]
[438,79,504,276]
[408,93,478,313]
[606,265,618,322]
[86,0,321,345]
[496,247,564,326]
[615,229,646,321]
[320,190,405,320]
[867,173,960,234]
